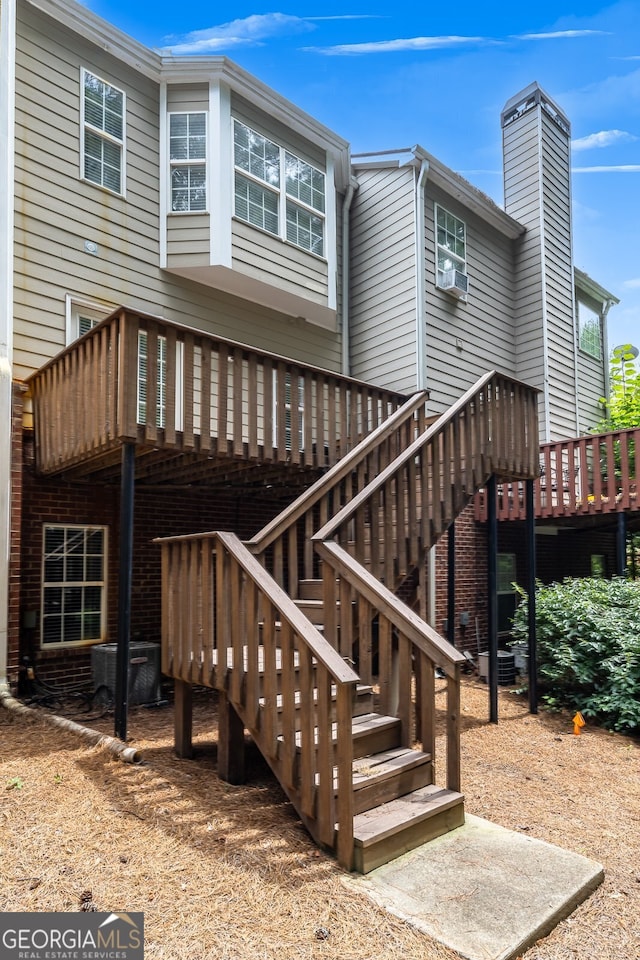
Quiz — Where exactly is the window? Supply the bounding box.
[233,120,325,256]
[435,205,466,285]
[578,301,602,359]
[169,113,207,212]
[65,297,113,345]
[42,525,107,648]
[82,69,125,194]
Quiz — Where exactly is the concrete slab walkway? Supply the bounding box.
[344,814,604,960]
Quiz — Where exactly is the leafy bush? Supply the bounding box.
[512,577,640,733]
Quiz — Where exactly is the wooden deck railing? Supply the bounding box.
[475,426,639,521]
[159,530,358,869]
[28,308,406,475]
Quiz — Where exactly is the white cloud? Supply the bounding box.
[304,35,497,56]
[623,278,640,288]
[516,29,610,40]
[572,130,638,151]
[573,164,640,172]
[162,13,314,54]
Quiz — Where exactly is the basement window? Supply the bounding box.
[41,525,107,648]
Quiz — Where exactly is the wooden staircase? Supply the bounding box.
[158,371,539,872]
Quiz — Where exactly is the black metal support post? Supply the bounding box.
[115,441,135,742]
[487,475,498,723]
[447,521,456,647]
[616,511,627,577]
[525,478,538,714]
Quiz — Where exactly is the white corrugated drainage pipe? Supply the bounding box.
[0,691,142,763]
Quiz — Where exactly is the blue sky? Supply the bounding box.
[86,0,640,352]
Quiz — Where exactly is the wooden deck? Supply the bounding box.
[26,307,406,482]
[475,427,639,521]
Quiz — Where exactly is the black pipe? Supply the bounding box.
[526,478,538,714]
[115,442,135,742]
[616,511,627,577]
[487,475,498,723]
[447,521,456,647]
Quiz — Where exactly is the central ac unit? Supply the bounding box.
[91,641,162,705]
[439,268,469,299]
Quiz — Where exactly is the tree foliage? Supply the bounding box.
[512,577,640,733]
[594,344,640,432]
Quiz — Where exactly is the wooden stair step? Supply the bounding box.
[298,579,324,601]
[351,747,434,814]
[351,785,465,874]
[351,713,402,759]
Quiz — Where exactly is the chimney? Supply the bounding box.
[502,82,578,442]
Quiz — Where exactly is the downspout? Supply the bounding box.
[0,0,16,694]
[341,176,358,376]
[601,298,614,402]
[414,154,429,391]
[413,153,436,625]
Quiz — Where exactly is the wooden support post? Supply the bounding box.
[174,679,193,758]
[526,479,538,715]
[487,474,498,724]
[114,441,135,743]
[447,521,456,647]
[217,691,246,784]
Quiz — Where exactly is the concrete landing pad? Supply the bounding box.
[345,814,603,960]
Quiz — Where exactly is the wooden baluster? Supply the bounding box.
[447,666,461,792]
[592,437,603,509]
[290,367,301,466]
[304,372,313,466]
[276,361,287,463]
[279,621,297,791]
[145,322,158,443]
[335,681,354,871]
[384,476,395,585]
[217,343,229,452]
[232,349,244,458]
[287,525,298,598]
[230,557,244,706]
[378,615,393,715]
[605,433,616,505]
[202,540,215,688]
[164,326,177,446]
[417,653,435,765]
[245,577,259,729]
[215,543,230,691]
[315,667,335,848]
[263,356,274,461]
[323,563,338,652]
[339,575,352,661]
[397,632,411,747]
[328,379,337,464]
[357,595,373,685]
[182,333,195,451]
[261,600,278,759]
[248,352,258,460]
[619,432,631,509]
[298,641,316,819]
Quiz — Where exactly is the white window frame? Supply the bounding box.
[65,295,114,345]
[80,68,126,196]
[41,524,108,649]
[577,300,602,360]
[233,119,326,258]
[435,204,467,286]
[169,111,207,213]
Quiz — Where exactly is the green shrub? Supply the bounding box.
[511,577,640,733]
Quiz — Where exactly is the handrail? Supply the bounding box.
[316,541,465,678]
[313,370,538,542]
[158,529,357,868]
[248,391,429,552]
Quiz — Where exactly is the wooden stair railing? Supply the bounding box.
[247,391,430,593]
[159,529,359,869]
[313,371,540,586]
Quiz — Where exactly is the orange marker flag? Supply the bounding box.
[573,711,585,735]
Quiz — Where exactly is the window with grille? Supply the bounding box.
[81,69,125,195]
[233,120,325,257]
[137,331,167,428]
[169,112,207,212]
[435,205,466,285]
[578,301,602,359]
[41,525,107,648]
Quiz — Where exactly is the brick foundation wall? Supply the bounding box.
[19,441,292,687]
[434,505,488,655]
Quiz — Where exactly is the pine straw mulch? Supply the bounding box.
[1,678,639,960]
